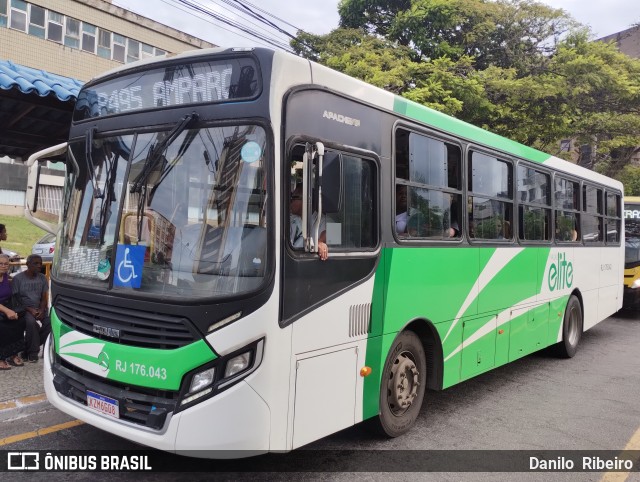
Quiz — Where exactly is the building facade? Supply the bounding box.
[0,0,216,215]
[1,0,215,82]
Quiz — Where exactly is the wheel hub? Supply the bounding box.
[387,352,420,416]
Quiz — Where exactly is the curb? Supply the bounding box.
[0,394,50,422]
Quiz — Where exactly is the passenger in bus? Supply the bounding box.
[12,255,52,363]
[446,198,460,238]
[407,213,430,237]
[289,185,329,261]
[396,185,408,234]
[0,253,26,370]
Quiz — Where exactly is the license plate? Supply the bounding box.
[86,390,119,419]
[34,249,43,254]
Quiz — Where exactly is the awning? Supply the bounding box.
[0,60,84,160]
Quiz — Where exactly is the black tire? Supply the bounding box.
[556,295,583,358]
[371,331,427,437]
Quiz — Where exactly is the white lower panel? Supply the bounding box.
[597,285,620,328]
[44,338,271,454]
[293,347,357,449]
[175,381,270,453]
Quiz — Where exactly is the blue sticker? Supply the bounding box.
[114,244,146,288]
[241,141,262,163]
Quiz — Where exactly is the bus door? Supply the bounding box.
[282,141,379,448]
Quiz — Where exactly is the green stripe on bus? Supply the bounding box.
[52,308,216,391]
[363,246,568,418]
[394,97,551,164]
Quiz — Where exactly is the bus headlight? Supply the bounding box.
[178,338,264,410]
[48,334,55,366]
[189,367,216,394]
[224,352,250,378]
[632,279,640,289]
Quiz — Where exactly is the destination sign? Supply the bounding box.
[74,57,259,120]
[625,207,640,219]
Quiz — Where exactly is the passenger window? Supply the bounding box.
[517,165,551,242]
[395,128,462,240]
[605,192,621,244]
[288,145,376,252]
[582,184,603,243]
[554,177,580,242]
[468,151,513,241]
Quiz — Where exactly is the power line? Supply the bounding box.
[173,0,296,52]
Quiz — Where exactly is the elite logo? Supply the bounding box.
[548,252,573,291]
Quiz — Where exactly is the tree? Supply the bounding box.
[293,1,640,183]
[338,0,579,71]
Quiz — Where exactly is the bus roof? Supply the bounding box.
[82,47,623,192]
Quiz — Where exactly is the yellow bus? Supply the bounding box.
[624,196,640,308]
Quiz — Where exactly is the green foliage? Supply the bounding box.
[0,215,48,258]
[616,165,640,196]
[292,0,640,180]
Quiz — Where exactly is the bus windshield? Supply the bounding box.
[626,203,640,267]
[53,124,269,300]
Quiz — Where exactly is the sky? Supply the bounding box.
[112,0,639,50]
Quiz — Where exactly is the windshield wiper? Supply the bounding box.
[148,128,199,202]
[129,113,198,242]
[85,127,101,198]
[130,113,198,194]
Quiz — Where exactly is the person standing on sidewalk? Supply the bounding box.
[0,223,7,255]
[12,254,51,363]
[0,253,26,370]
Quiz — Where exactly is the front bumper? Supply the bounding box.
[44,336,272,455]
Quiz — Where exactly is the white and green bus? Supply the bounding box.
[27,47,624,455]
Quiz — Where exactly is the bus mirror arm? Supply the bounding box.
[312,142,325,248]
[24,142,71,235]
[302,143,313,252]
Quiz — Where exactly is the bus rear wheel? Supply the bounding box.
[556,295,583,358]
[373,331,426,437]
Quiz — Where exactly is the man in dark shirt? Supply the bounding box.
[12,254,51,363]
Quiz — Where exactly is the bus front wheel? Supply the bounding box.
[373,331,426,437]
[556,295,583,358]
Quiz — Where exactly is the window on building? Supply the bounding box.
[394,128,462,240]
[468,151,513,241]
[27,3,44,38]
[81,22,96,53]
[47,10,63,42]
[141,43,154,59]
[517,165,551,242]
[113,33,126,62]
[64,17,80,48]
[155,48,166,56]
[0,0,8,28]
[97,28,111,59]
[127,38,140,63]
[560,139,571,152]
[582,184,603,243]
[9,0,27,32]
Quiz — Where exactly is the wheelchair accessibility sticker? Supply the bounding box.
[114,244,145,288]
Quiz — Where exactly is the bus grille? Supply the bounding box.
[54,297,198,349]
[54,361,177,430]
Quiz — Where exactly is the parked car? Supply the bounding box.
[32,233,56,263]
[2,247,20,262]
[2,247,25,277]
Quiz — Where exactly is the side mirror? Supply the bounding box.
[26,163,41,213]
[24,142,69,235]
